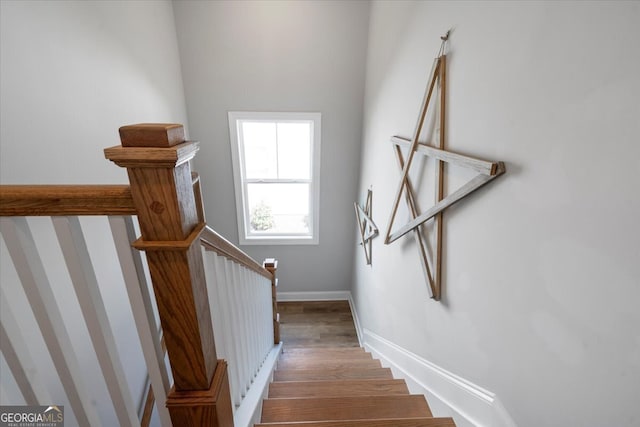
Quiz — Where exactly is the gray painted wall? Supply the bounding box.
[353,1,640,426]
[0,1,188,425]
[172,0,369,292]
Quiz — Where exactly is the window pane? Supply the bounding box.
[242,121,277,179]
[247,183,310,234]
[277,122,311,179]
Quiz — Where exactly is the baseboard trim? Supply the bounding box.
[362,328,517,427]
[346,293,363,346]
[233,342,283,427]
[270,290,515,425]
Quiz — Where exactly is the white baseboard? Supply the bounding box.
[233,342,283,427]
[275,290,515,426]
[346,293,363,346]
[362,328,517,427]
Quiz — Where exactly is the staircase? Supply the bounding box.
[256,346,456,427]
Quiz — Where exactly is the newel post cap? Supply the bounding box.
[104,123,199,168]
[119,123,185,147]
[264,258,278,270]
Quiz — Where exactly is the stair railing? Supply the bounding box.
[200,227,277,408]
[0,186,170,426]
[0,123,280,427]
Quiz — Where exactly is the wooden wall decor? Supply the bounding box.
[384,32,506,300]
[354,189,378,265]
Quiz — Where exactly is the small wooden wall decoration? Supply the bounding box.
[384,31,506,300]
[354,189,378,265]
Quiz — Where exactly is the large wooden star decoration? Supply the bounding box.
[354,189,378,265]
[384,35,506,300]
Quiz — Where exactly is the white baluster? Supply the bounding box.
[202,249,225,359]
[240,265,252,392]
[52,216,139,427]
[243,268,256,379]
[252,273,261,371]
[248,271,256,368]
[265,276,273,355]
[0,217,102,427]
[0,287,52,405]
[243,268,255,386]
[214,253,241,412]
[231,261,249,395]
[257,274,266,361]
[267,276,275,351]
[256,273,264,362]
[257,275,267,363]
[263,275,273,357]
[109,216,171,427]
[220,257,242,406]
[257,275,265,360]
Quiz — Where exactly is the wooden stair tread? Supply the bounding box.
[277,358,380,370]
[256,418,456,427]
[282,347,366,356]
[273,367,393,381]
[279,352,373,361]
[268,379,409,398]
[261,395,432,423]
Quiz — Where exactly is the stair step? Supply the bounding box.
[256,418,456,427]
[261,395,432,423]
[277,358,380,370]
[273,367,393,382]
[279,351,373,362]
[282,347,366,357]
[268,379,409,398]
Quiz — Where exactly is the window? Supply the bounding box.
[228,112,321,245]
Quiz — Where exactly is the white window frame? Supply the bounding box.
[228,111,321,245]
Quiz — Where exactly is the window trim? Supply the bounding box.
[228,111,321,245]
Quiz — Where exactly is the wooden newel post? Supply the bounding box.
[105,124,233,427]
[263,258,280,344]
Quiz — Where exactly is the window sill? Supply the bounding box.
[240,236,318,246]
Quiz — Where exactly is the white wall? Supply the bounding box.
[353,1,640,426]
[0,1,188,425]
[172,0,369,292]
[0,0,188,185]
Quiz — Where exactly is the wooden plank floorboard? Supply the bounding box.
[268,379,410,398]
[281,347,366,356]
[279,300,352,313]
[256,419,456,427]
[277,358,381,370]
[261,395,432,422]
[279,352,372,362]
[273,367,394,382]
[279,301,359,349]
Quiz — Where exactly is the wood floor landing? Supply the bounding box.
[278,300,359,349]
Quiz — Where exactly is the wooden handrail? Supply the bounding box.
[0,184,272,283]
[0,185,136,216]
[0,182,273,280]
[200,225,272,281]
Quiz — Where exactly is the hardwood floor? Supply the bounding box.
[278,301,359,349]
